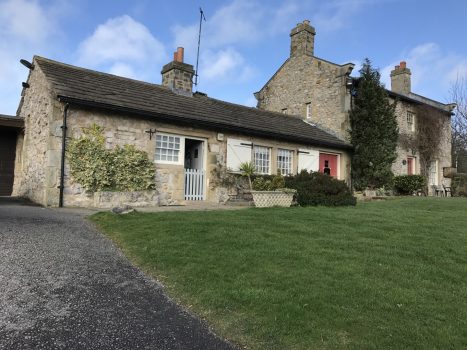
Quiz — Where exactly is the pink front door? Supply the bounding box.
[319,153,338,177]
[407,157,414,175]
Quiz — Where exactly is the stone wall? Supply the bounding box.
[61,109,351,207]
[12,63,59,205]
[255,56,353,141]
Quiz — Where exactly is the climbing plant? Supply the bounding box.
[399,104,445,189]
[67,124,155,192]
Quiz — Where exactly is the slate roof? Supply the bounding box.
[33,56,351,150]
[0,114,23,128]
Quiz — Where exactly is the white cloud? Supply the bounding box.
[313,0,376,32]
[0,0,53,43]
[198,47,257,86]
[0,0,62,115]
[77,15,167,81]
[202,48,244,80]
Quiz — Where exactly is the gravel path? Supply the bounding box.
[0,199,235,350]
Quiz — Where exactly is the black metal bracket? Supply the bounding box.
[240,142,253,147]
[145,128,157,140]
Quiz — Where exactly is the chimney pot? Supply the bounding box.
[395,65,400,70]
[399,61,406,69]
[176,47,184,63]
[303,19,310,25]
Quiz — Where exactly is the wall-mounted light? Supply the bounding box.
[22,82,30,88]
[20,59,34,70]
[402,160,407,165]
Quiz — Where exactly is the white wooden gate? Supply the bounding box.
[184,169,205,200]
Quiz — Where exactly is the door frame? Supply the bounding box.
[183,136,207,200]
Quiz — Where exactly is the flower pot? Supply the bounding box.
[250,190,295,208]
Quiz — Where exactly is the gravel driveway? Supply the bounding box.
[0,198,235,350]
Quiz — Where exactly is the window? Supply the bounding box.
[306,103,312,119]
[254,145,270,174]
[155,134,181,163]
[277,149,293,175]
[429,160,438,185]
[407,111,415,132]
[282,108,288,115]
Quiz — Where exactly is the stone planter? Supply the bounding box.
[93,190,159,208]
[250,190,295,208]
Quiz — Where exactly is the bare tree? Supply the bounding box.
[450,76,467,167]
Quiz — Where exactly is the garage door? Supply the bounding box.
[0,131,17,196]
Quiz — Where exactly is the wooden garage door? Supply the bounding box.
[0,131,17,196]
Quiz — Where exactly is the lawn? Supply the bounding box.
[90,198,467,350]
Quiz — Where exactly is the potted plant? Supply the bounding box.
[239,162,296,208]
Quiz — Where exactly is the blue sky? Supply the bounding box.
[1,0,467,115]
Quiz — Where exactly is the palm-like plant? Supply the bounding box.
[239,161,256,190]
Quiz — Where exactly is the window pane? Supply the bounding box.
[277,149,293,175]
[155,134,182,163]
[254,146,270,175]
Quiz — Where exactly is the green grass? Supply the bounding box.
[90,198,467,350]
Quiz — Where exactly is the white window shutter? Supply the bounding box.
[226,138,252,172]
[298,149,319,172]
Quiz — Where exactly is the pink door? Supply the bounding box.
[407,157,414,175]
[319,153,338,177]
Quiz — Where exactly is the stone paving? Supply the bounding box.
[0,198,236,350]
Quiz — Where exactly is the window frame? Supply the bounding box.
[305,102,312,119]
[155,132,184,165]
[254,145,271,175]
[277,148,294,175]
[407,111,415,132]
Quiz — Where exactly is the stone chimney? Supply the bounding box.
[390,61,411,94]
[290,20,316,58]
[161,47,194,95]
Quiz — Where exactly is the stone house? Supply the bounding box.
[11,50,352,207]
[255,20,455,193]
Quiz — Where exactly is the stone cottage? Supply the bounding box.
[255,20,455,193]
[11,50,352,207]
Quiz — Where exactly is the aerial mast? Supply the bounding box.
[194,7,206,87]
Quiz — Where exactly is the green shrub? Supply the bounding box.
[284,170,356,206]
[111,145,156,191]
[252,173,287,191]
[452,174,467,197]
[67,124,155,192]
[67,125,114,192]
[393,175,426,195]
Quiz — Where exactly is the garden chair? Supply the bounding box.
[433,185,445,197]
[443,184,452,197]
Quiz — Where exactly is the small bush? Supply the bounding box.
[284,170,356,206]
[452,174,467,197]
[393,175,426,195]
[252,173,287,191]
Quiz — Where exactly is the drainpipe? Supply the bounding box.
[59,103,69,208]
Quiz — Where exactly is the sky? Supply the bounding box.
[1,0,467,115]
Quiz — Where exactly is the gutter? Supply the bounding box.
[58,102,69,208]
[57,96,353,151]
